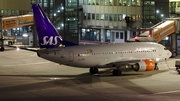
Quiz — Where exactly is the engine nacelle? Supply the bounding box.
[133,60,155,72]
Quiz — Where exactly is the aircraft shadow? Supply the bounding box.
[0,69,168,98]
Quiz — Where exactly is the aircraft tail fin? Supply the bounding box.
[32,4,77,49]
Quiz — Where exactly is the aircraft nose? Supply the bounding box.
[168,51,172,58]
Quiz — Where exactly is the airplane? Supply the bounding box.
[32,4,172,76]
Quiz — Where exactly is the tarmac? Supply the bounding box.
[0,46,180,101]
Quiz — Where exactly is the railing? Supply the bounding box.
[152,21,175,42]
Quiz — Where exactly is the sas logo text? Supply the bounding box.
[41,36,62,45]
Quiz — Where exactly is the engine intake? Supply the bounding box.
[133,60,155,72]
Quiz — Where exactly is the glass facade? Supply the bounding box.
[32,0,80,44]
[0,10,28,17]
[83,0,141,22]
[83,0,141,6]
[80,29,101,41]
[142,0,169,28]
[0,6,30,37]
[81,0,142,42]
[169,1,180,17]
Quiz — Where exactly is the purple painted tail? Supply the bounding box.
[32,4,77,48]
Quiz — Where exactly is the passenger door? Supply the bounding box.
[158,47,162,56]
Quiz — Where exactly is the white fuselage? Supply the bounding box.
[37,42,172,68]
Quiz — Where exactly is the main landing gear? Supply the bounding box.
[154,63,159,70]
[0,46,4,51]
[89,67,99,75]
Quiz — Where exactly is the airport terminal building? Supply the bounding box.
[80,0,172,44]
[1,0,180,56]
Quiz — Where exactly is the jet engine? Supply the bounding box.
[132,60,155,72]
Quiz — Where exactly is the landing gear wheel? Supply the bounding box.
[155,65,159,70]
[89,67,99,75]
[112,69,122,76]
[178,70,180,74]
[0,46,4,51]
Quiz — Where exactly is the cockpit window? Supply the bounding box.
[164,48,168,50]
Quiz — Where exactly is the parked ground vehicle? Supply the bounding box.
[175,60,180,74]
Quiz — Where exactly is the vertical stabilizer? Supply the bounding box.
[32,4,77,48]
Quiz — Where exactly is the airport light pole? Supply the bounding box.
[0,15,4,51]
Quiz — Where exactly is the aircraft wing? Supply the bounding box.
[97,57,151,67]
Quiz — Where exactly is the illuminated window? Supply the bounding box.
[92,0,95,5]
[84,13,87,20]
[83,0,87,5]
[4,10,7,16]
[88,0,91,5]
[50,3,53,9]
[105,0,109,5]
[44,3,48,7]
[132,0,135,6]
[109,14,113,21]
[8,10,11,16]
[137,0,140,6]
[138,15,140,21]
[96,14,99,20]
[118,0,122,6]
[39,0,42,2]
[100,0,105,5]
[127,0,131,6]
[16,10,19,15]
[135,15,139,21]
[105,14,108,20]
[144,1,150,5]
[12,10,15,16]
[122,14,126,20]
[150,1,155,6]
[132,15,136,21]
[118,14,122,21]
[114,14,118,21]
[1,10,3,16]
[101,14,104,20]
[123,0,126,6]
[109,0,113,6]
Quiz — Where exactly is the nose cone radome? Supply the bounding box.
[168,51,172,58]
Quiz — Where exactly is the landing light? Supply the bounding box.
[155,58,159,61]
[16,47,20,51]
[22,33,28,37]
